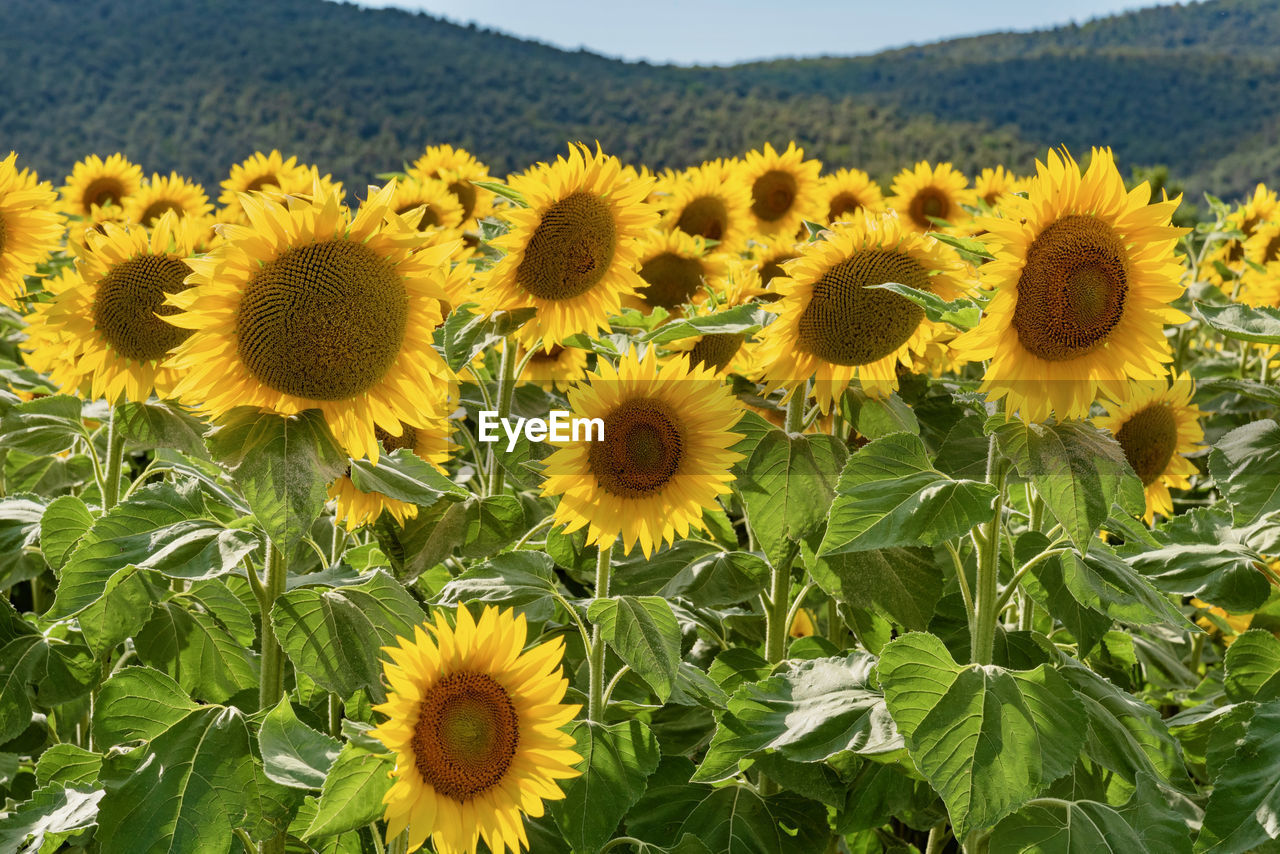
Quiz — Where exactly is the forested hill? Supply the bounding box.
[2,0,1275,198]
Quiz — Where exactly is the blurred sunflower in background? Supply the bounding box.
[165,180,459,460]
[664,259,765,376]
[1096,373,1204,523]
[389,174,466,239]
[372,605,582,854]
[1203,183,1277,288]
[517,342,590,392]
[889,160,975,234]
[124,172,213,226]
[59,153,143,221]
[410,143,494,226]
[478,143,657,348]
[955,148,1187,421]
[541,347,743,557]
[972,165,1023,209]
[0,152,63,309]
[738,142,822,236]
[661,159,753,252]
[819,168,884,225]
[757,211,968,410]
[747,234,803,295]
[632,229,727,315]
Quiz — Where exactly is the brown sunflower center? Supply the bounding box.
[83,177,126,211]
[448,181,477,221]
[140,200,184,227]
[908,188,950,230]
[243,174,279,194]
[530,344,565,365]
[236,239,408,401]
[412,671,519,802]
[1264,234,1280,264]
[676,196,728,241]
[91,255,194,361]
[588,397,685,498]
[827,193,863,223]
[982,191,1001,207]
[639,252,704,310]
[795,249,929,366]
[687,333,745,372]
[375,423,418,454]
[1012,214,1129,362]
[396,203,440,232]
[1115,403,1178,486]
[751,170,797,223]
[515,191,617,301]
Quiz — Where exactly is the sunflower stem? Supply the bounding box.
[386,828,409,854]
[765,542,799,665]
[587,542,614,722]
[328,693,343,739]
[102,405,127,510]
[258,545,287,710]
[486,339,518,496]
[785,386,806,434]
[971,433,1009,666]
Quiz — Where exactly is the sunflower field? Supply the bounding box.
[2,137,1280,854]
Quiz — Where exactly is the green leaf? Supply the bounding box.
[0,395,88,455]
[92,667,200,744]
[35,744,102,788]
[641,304,764,344]
[258,698,341,790]
[991,418,1144,550]
[471,179,526,207]
[303,743,394,840]
[115,400,210,459]
[1197,700,1280,852]
[436,551,559,622]
[39,494,93,572]
[0,634,94,744]
[271,569,426,701]
[878,632,1086,835]
[348,448,467,505]
[588,596,682,702]
[806,544,942,632]
[931,232,997,261]
[76,565,164,657]
[1208,420,1280,525]
[866,281,982,328]
[1196,301,1280,344]
[731,413,847,565]
[0,785,103,854]
[848,391,920,440]
[694,652,899,784]
[206,408,348,549]
[1044,544,1188,631]
[658,550,769,608]
[135,600,259,703]
[374,497,469,581]
[459,495,526,558]
[550,720,660,853]
[819,432,996,555]
[1224,630,1280,702]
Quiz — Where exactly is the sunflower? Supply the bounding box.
[124,172,213,226]
[757,211,969,410]
[819,168,884,225]
[164,180,459,460]
[1095,373,1203,524]
[329,419,452,529]
[737,142,822,237]
[389,175,466,238]
[748,234,804,296]
[889,161,976,234]
[410,144,495,226]
[59,153,143,221]
[516,342,590,392]
[372,605,582,854]
[20,267,92,390]
[217,150,309,209]
[631,229,728,315]
[1191,598,1253,645]
[540,347,743,557]
[663,259,765,377]
[24,213,208,402]
[661,159,753,253]
[789,608,817,638]
[953,148,1188,422]
[0,153,63,309]
[477,144,657,349]
[1203,183,1278,288]
[972,166,1024,210]
[1239,220,1280,306]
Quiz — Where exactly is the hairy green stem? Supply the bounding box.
[785,385,806,434]
[587,543,614,721]
[258,546,287,710]
[485,339,519,496]
[971,434,1008,665]
[925,822,950,854]
[102,406,127,510]
[386,828,409,854]
[765,543,799,665]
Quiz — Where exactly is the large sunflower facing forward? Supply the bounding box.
[26,213,207,402]
[372,605,582,854]
[329,419,451,529]
[541,347,743,556]
[165,181,459,460]
[410,144,495,226]
[737,143,822,237]
[0,153,63,309]
[662,159,753,253]
[757,211,968,409]
[124,172,213,226]
[60,153,143,220]
[1095,373,1203,523]
[819,168,885,225]
[954,148,1187,421]
[889,161,975,234]
[478,144,657,348]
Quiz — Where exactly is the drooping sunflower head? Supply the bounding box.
[59,153,144,220]
[517,342,590,392]
[329,418,452,530]
[661,159,753,252]
[972,166,1025,210]
[164,180,460,460]
[541,346,744,556]
[26,212,207,402]
[1203,183,1278,287]
[372,605,583,854]
[0,152,63,309]
[630,228,728,315]
[757,210,970,410]
[889,161,976,234]
[124,172,213,227]
[410,144,495,225]
[477,143,658,349]
[389,175,466,238]
[819,168,885,225]
[1095,373,1203,523]
[954,148,1189,422]
[736,142,823,236]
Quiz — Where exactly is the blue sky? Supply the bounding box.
[345,0,1183,65]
